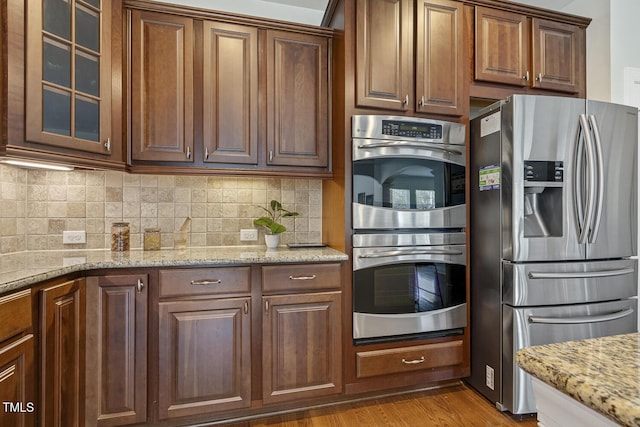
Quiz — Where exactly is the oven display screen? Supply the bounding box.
[382,120,443,139]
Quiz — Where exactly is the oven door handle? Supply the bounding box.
[359,249,464,258]
[528,307,634,325]
[356,141,463,156]
[527,267,634,280]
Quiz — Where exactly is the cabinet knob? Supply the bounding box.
[204,147,210,159]
[136,279,144,294]
[268,150,274,162]
[403,94,409,105]
[186,146,191,159]
[265,300,269,313]
[418,96,425,107]
[523,71,530,81]
[244,301,249,314]
[536,73,543,83]
[104,138,111,152]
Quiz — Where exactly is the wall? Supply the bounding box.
[0,164,322,254]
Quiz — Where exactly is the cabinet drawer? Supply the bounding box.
[262,263,341,292]
[159,267,251,298]
[0,289,32,343]
[356,340,463,378]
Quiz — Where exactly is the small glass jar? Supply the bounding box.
[111,222,130,251]
[143,228,161,251]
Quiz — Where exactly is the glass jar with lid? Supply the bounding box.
[143,228,161,251]
[111,222,130,251]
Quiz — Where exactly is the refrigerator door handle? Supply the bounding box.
[527,267,635,280]
[574,118,585,234]
[528,307,634,325]
[577,114,597,244]
[587,115,605,243]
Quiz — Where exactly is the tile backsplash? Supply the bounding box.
[0,164,322,254]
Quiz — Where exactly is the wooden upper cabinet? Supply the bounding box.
[475,7,529,87]
[531,18,584,93]
[265,30,329,168]
[25,0,117,157]
[130,10,194,163]
[415,0,464,116]
[475,6,585,95]
[356,0,413,111]
[202,21,258,165]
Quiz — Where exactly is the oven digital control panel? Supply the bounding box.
[381,120,443,139]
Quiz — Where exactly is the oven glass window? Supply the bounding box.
[353,158,465,210]
[354,262,465,314]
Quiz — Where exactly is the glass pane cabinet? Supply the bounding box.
[26,0,112,154]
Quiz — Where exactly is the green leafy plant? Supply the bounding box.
[253,200,299,235]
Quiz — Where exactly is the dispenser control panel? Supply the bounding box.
[524,161,563,182]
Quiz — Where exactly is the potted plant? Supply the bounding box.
[253,200,299,248]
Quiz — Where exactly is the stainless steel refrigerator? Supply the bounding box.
[468,95,638,414]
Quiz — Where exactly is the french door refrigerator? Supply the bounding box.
[468,95,638,414]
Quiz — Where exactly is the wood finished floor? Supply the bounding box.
[223,383,538,426]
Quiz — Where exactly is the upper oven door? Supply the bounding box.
[353,139,466,230]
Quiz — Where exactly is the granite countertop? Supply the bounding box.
[516,333,640,426]
[0,246,348,295]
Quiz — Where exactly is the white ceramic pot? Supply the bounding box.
[264,234,280,249]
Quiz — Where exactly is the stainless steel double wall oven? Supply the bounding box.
[351,115,467,343]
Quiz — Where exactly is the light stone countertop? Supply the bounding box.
[0,246,348,295]
[516,333,640,426]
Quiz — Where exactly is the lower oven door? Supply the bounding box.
[352,242,467,341]
[503,298,638,415]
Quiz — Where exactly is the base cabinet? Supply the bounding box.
[157,297,252,419]
[39,279,85,427]
[0,289,35,427]
[85,274,148,427]
[262,291,342,405]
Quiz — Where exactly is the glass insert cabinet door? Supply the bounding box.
[26,0,112,154]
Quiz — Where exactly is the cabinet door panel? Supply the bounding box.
[0,335,35,427]
[356,0,412,110]
[531,18,583,94]
[262,292,341,404]
[475,7,529,86]
[266,30,329,168]
[203,22,258,164]
[40,279,85,427]
[130,11,194,162]
[157,297,251,419]
[85,275,147,427]
[415,0,464,116]
[26,0,113,155]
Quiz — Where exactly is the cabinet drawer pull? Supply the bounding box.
[204,147,210,159]
[265,300,269,313]
[136,279,144,293]
[104,138,111,152]
[536,73,543,82]
[190,279,222,286]
[289,275,317,281]
[268,150,274,162]
[418,96,425,107]
[186,146,192,159]
[403,94,409,105]
[523,71,530,81]
[401,356,425,365]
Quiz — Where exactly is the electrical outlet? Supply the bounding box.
[240,228,258,241]
[63,230,86,244]
[486,365,495,390]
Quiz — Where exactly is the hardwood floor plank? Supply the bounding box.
[223,384,538,426]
